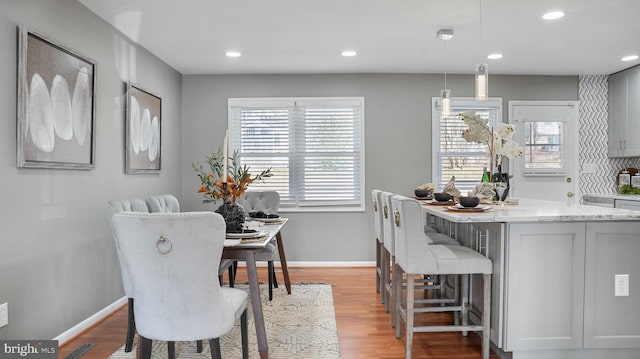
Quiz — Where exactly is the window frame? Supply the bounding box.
[522,120,567,176]
[431,97,503,192]
[228,97,366,213]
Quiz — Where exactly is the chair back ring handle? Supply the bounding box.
[383,204,388,218]
[394,210,400,227]
[157,235,173,255]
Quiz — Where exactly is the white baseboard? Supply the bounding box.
[54,296,127,345]
[237,261,375,267]
[287,261,375,267]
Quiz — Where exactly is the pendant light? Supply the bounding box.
[476,63,488,101]
[437,29,453,117]
[475,0,488,101]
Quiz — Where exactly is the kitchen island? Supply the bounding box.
[421,198,640,359]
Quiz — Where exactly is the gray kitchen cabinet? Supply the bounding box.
[584,222,640,348]
[608,66,640,158]
[504,222,586,351]
[609,71,626,157]
[424,203,640,358]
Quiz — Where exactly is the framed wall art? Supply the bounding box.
[125,83,161,174]
[17,25,97,169]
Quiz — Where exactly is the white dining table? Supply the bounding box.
[221,218,290,359]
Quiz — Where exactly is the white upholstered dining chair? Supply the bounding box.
[110,211,249,359]
[235,190,281,301]
[146,194,180,213]
[145,194,235,287]
[107,198,149,353]
[108,194,233,354]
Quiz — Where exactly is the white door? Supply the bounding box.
[508,101,579,203]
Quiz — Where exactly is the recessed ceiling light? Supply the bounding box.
[542,11,565,20]
[341,50,357,57]
[225,51,241,58]
[622,55,639,62]
[487,53,503,60]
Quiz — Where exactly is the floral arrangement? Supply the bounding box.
[192,148,272,205]
[460,111,523,171]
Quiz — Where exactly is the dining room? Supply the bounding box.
[2,1,640,359]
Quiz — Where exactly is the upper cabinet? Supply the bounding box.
[608,66,640,158]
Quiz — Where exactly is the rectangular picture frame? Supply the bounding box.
[17,25,97,169]
[125,83,161,174]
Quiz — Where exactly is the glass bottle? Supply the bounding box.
[481,167,491,183]
[492,164,503,183]
[619,169,631,192]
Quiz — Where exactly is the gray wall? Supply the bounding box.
[0,0,182,340]
[0,0,579,341]
[181,74,578,262]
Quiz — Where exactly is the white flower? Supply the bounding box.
[496,123,515,140]
[495,138,523,158]
[460,111,492,145]
[459,111,523,161]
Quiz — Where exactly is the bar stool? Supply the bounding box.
[380,191,394,314]
[391,195,493,359]
[372,189,385,302]
[380,192,460,327]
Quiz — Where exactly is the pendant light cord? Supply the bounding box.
[480,0,483,54]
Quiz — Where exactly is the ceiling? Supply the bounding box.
[77,0,640,76]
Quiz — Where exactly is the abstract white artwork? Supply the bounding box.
[17,25,96,169]
[126,83,161,174]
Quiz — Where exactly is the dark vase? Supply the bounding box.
[215,201,246,232]
[492,172,510,201]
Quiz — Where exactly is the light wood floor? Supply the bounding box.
[58,267,499,358]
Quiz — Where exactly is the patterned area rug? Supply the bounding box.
[109,284,340,359]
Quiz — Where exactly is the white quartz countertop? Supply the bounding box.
[421,198,640,223]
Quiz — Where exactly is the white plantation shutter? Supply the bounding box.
[432,98,502,192]
[230,105,292,200]
[229,97,365,211]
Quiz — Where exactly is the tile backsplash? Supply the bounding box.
[578,75,640,196]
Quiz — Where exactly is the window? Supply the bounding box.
[228,97,365,211]
[523,121,563,170]
[431,97,502,192]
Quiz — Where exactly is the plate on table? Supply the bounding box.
[226,231,266,239]
[426,200,455,206]
[252,217,283,223]
[446,204,491,212]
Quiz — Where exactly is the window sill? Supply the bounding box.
[279,206,365,213]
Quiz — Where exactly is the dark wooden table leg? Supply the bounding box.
[276,232,292,295]
[244,250,269,358]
